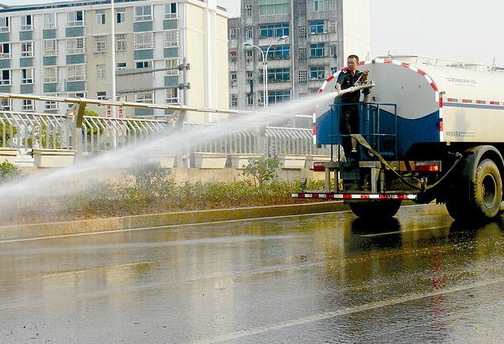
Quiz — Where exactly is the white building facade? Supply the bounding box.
[0,0,230,119]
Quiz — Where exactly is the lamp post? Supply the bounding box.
[243,35,288,108]
[110,0,117,148]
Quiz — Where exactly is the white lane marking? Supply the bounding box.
[191,277,504,344]
[359,225,448,238]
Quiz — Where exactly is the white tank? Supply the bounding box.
[317,55,504,145]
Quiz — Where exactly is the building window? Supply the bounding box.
[261,68,290,83]
[231,94,238,108]
[165,3,178,19]
[309,0,336,12]
[329,20,337,33]
[0,43,10,58]
[116,8,125,23]
[21,15,33,31]
[264,45,290,60]
[45,101,58,110]
[245,27,254,40]
[165,58,179,75]
[97,64,106,79]
[247,71,253,79]
[22,99,34,111]
[299,48,307,60]
[166,88,179,103]
[21,42,34,57]
[231,72,237,83]
[96,10,106,25]
[0,17,10,32]
[330,44,337,58]
[134,32,154,49]
[229,27,238,39]
[43,67,58,83]
[330,67,338,75]
[309,20,324,34]
[229,50,237,63]
[134,5,152,21]
[136,92,153,103]
[44,13,56,29]
[310,43,325,57]
[135,61,152,69]
[0,98,11,111]
[259,0,289,15]
[266,90,290,104]
[67,38,85,54]
[245,5,252,17]
[259,23,289,38]
[299,26,307,38]
[246,50,253,60]
[0,70,11,85]
[67,65,86,81]
[21,69,34,84]
[117,62,127,70]
[97,91,107,100]
[247,94,254,106]
[163,30,179,47]
[298,70,308,82]
[43,39,57,56]
[115,34,126,51]
[94,36,107,53]
[310,66,325,80]
[67,11,84,27]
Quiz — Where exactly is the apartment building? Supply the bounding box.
[0,0,231,119]
[228,0,370,109]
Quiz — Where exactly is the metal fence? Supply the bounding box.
[0,94,329,163]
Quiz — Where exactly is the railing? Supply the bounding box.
[0,93,329,164]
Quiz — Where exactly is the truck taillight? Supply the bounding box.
[416,161,441,172]
[313,162,326,172]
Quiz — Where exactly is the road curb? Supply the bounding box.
[0,201,349,240]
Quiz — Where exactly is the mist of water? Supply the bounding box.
[0,91,337,220]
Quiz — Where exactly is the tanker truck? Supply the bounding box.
[292,55,504,221]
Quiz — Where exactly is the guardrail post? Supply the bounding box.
[66,101,87,160]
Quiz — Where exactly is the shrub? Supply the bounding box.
[0,161,23,184]
[242,156,279,188]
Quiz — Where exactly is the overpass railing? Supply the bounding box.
[0,93,328,162]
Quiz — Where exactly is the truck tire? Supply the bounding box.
[446,158,502,221]
[349,200,402,219]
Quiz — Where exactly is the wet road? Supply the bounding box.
[1,204,504,343]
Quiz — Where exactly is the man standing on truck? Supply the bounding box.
[335,55,369,162]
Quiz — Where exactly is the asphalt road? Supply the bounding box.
[1,204,504,343]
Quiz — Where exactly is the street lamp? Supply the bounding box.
[243,35,288,108]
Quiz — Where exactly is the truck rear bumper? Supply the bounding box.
[291,192,418,200]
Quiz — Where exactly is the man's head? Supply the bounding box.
[347,55,359,72]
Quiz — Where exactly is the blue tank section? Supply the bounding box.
[316,104,441,159]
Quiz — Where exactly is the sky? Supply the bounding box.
[2,0,504,66]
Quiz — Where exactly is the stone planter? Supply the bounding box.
[0,148,18,164]
[305,155,332,169]
[229,154,262,169]
[278,155,307,169]
[193,152,227,169]
[33,149,76,168]
[148,155,176,169]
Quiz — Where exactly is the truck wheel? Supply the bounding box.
[349,200,402,219]
[446,159,502,221]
